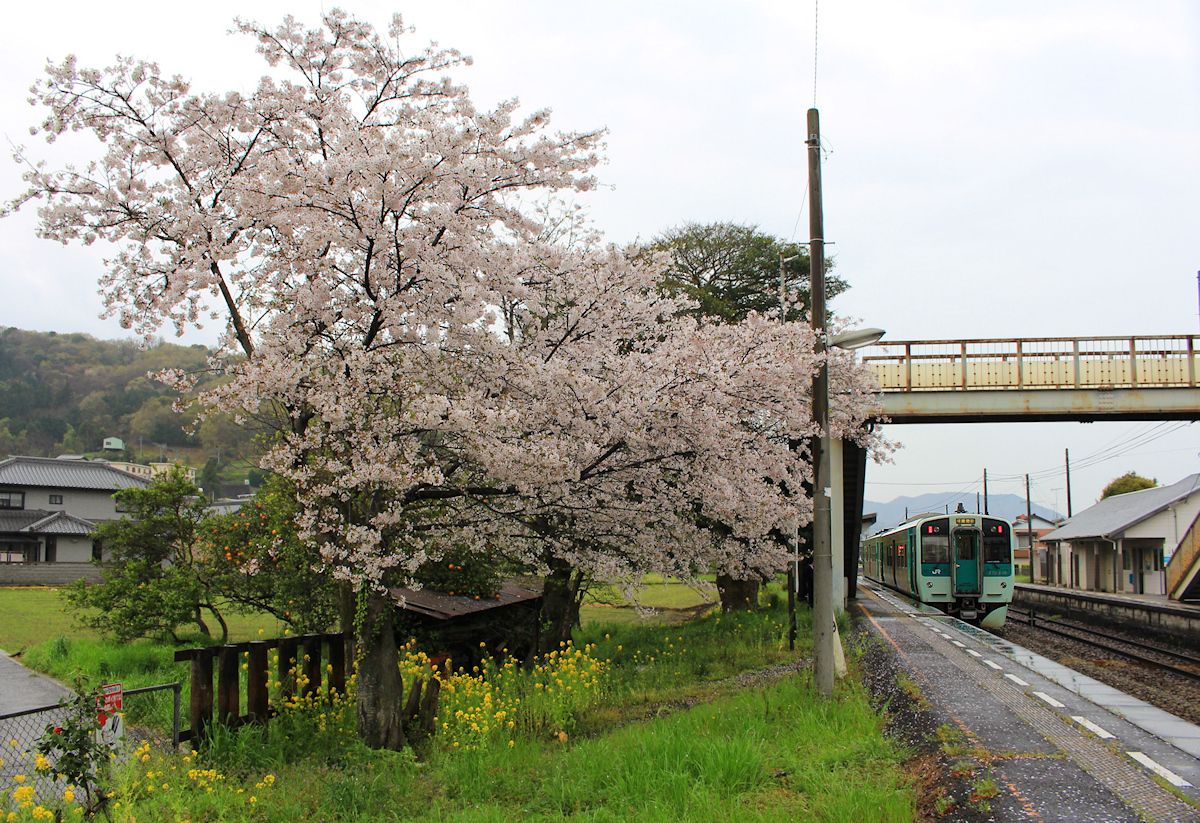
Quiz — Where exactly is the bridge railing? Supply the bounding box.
[859,335,1198,392]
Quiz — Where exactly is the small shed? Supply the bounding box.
[390,581,543,670]
[102,437,125,451]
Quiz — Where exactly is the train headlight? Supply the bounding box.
[926,582,932,588]
[1000,582,1007,588]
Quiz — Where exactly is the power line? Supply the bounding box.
[812,0,820,107]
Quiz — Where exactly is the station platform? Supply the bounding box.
[1016,582,1200,611]
[854,581,1200,822]
[1013,582,1200,643]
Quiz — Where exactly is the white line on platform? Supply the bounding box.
[1071,716,1115,739]
[983,660,1003,670]
[1033,691,1066,708]
[1005,673,1030,687]
[1128,752,1194,787]
[965,649,982,657]
[951,640,966,648]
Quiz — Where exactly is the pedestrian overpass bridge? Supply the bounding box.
[858,333,1200,423]
[833,334,1200,608]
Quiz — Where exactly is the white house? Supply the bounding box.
[1040,475,1200,595]
[0,455,149,565]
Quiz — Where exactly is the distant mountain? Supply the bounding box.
[864,492,1062,534]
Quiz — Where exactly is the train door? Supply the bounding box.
[907,529,918,593]
[952,530,981,594]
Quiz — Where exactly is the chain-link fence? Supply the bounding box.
[0,683,180,802]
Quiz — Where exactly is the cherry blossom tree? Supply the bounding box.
[7,9,888,749]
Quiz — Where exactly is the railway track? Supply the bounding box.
[1005,605,1200,683]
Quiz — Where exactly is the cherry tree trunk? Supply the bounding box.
[716,574,760,612]
[355,588,406,750]
[539,557,582,654]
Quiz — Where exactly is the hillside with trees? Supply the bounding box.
[0,327,257,472]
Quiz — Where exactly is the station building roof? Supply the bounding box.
[1043,474,1200,542]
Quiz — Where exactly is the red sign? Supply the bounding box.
[97,682,122,714]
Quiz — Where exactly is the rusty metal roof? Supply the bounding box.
[390,582,542,620]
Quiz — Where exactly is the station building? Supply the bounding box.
[1040,475,1200,597]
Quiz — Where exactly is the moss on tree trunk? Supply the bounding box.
[355,588,406,750]
[539,556,584,654]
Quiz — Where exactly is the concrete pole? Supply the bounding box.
[807,107,836,696]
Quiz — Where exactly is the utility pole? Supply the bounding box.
[807,107,837,697]
[782,251,799,653]
[1026,474,1037,583]
[983,469,989,515]
[1064,449,1073,517]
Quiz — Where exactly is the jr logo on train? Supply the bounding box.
[862,509,1015,627]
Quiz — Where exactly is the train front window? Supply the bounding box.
[983,535,1010,563]
[955,533,976,561]
[983,519,1011,563]
[921,518,950,564]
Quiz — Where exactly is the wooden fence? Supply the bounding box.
[173,632,347,744]
[174,632,442,745]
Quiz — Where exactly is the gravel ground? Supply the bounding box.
[993,621,1200,727]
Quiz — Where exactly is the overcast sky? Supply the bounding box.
[1,1,1197,512]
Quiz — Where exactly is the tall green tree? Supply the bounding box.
[648,222,848,324]
[649,222,850,611]
[65,468,228,642]
[1101,472,1157,499]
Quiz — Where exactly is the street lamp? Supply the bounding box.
[830,328,886,350]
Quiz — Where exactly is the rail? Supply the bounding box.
[859,335,1198,392]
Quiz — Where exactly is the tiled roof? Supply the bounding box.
[26,511,96,536]
[0,509,96,536]
[1042,474,1200,542]
[0,510,50,534]
[0,456,149,491]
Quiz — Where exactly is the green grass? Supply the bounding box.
[0,586,290,655]
[583,578,714,610]
[4,595,914,823]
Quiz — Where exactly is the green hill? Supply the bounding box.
[0,327,254,471]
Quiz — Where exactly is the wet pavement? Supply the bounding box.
[0,648,71,715]
[855,581,1200,822]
